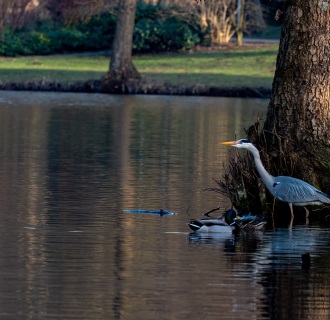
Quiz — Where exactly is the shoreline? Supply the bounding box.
[0,78,271,98]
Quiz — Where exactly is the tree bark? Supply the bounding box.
[236,0,244,46]
[236,31,243,46]
[263,0,330,190]
[109,0,141,80]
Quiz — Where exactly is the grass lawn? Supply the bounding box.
[0,44,278,89]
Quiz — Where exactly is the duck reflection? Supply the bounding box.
[189,231,235,245]
[188,228,266,255]
[189,232,237,253]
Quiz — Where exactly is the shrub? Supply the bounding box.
[77,13,116,50]
[0,30,26,56]
[162,21,200,51]
[21,31,53,55]
[133,6,201,53]
[0,4,204,56]
[46,28,87,53]
[133,20,199,53]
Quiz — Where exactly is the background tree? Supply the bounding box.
[46,0,109,25]
[255,0,330,195]
[189,0,265,45]
[0,0,41,30]
[108,0,141,80]
[191,0,238,44]
[236,0,265,46]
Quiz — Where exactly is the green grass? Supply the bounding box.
[0,44,278,88]
[0,55,109,84]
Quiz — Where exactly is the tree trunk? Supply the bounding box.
[263,0,330,190]
[109,0,141,80]
[236,31,243,46]
[236,0,244,46]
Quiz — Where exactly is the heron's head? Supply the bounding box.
[220,139,253,149]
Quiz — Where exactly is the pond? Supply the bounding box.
[0,91,329,320]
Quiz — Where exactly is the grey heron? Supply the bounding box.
[221,139,330,219]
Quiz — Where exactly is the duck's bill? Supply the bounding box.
[220,141,237,145]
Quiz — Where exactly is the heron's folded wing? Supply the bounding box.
[271,178,320,204]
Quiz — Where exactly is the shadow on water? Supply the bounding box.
[0,91,329,319]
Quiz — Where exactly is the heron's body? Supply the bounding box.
[221,139,330,219]
[269,176,330,207]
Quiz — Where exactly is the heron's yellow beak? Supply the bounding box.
[220,141,237,145]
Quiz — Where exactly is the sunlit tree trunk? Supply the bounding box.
[109,0,140,80]
[263,0,330,190]
[236,0,244,46]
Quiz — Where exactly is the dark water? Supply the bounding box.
[0,91,329,320]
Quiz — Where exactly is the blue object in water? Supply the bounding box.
[234,213,258,221]
[123,209,175,216]
[232,213,266,230]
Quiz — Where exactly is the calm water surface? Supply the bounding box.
[0,91,329,320]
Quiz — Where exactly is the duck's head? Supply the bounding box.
[223,209,237,225]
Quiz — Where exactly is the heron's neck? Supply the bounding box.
[249,146,274,189]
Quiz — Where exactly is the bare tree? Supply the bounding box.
[0,0,11,30]
[189,0,265,45]
[236,0,265,45]
[45,0,113,25]
[0,0,42,30]
[192,0,238,44]
[0,0,115,30]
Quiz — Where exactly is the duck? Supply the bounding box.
[188,209,237,233]
[188,218,236,233]
[188,210,267,233]
[233,214,267,231]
